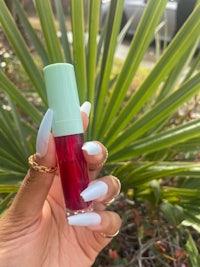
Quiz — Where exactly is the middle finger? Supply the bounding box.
[82,141,108,179]
[80,176,121,210]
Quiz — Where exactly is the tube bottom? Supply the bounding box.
[66,202,94,217]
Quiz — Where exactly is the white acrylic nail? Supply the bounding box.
[82,142,102,155]
[80,101,91,117]
[36,109,53,157]
[67,212,101,226]
[80,181,108,202]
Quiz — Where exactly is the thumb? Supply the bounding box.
[8,109,57,222]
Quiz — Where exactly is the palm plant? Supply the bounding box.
[0,0,200,265]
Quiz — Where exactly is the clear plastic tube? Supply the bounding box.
[44,63,92,216]
[55,134,92,216]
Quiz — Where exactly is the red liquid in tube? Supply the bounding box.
[55,134,91,215]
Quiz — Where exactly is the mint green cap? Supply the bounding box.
[43,63,83,137]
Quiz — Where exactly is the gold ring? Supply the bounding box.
[89,148,108,171]
[103,197,116,206]
[28,154,58,173]
[100,230,119,239]
[103,177,121,206]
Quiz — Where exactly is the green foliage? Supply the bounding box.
[0,0,200,265]
[186,233,200,267]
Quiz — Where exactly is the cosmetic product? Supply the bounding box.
[44,63,92,216]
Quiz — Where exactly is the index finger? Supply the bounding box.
[80,101,91,131]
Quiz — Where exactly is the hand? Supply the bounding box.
[0,102,121,267]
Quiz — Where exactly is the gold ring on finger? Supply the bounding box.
[89,148,108,171]
[103,177,121,206]
[28,154,58,173]
[100,230,120,238]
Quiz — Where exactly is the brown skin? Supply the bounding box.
[0,114,121,267]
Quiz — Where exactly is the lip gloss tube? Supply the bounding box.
[43,63,92,216]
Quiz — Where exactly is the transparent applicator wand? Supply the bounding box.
[43,63,92,216]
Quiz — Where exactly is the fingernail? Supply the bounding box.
[36,109,53,157]
[80,181,108,202]
[80,101,91,117]
[67,212,101,226]
[82,142,102,155]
